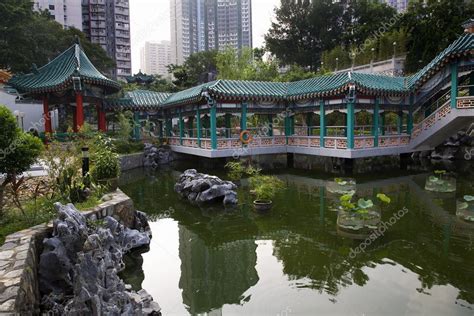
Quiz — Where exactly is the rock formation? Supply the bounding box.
[143,144,175,168]
[175,169,238,206]
[38,203,160,315]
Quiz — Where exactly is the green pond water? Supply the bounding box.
[119,166,474,316]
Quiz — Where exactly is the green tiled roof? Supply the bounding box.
[8,44,121,95]
[161,81,217,106]
[407,33,473,89]
[125,71,155,84]
[207,80,288,100]
[105,89,172,110]
[103,33,474,110]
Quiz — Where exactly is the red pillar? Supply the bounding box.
[75,92,84,131]
[97,104,107,132]
[43,96,52,134]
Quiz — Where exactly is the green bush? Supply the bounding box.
[249,175,285,201]
[113,139,145,154]
[0,105,43,217]
[91,136,120,180]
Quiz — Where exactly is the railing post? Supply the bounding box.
[166,117,172,137]
[210,100,217,150]
[196,107,202,148]
[179,109,184,145]
[158,120,163,139]
[373,98,379,147]
[450,62,458,109]
[407,94,414,135]
[240,102,247,131]
[320,100,326,147]
[347,101,355,149]
[380,111,385,136]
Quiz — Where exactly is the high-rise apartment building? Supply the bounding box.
[170,0,252,65]
[382,0,409,12]
[82,0,132,80]
[140,41,172,78]
[33,0,83,30]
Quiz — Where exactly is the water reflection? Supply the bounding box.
[120,166,474,315]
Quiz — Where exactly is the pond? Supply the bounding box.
[119,165,474,316]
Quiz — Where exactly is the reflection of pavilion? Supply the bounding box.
[178,225,258,315]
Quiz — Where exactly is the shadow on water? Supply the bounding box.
[119,160,474,315]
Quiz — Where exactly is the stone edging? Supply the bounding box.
[0,189,138,315]
[120,152,145,171]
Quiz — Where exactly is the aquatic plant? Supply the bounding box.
[425,170,456,193]
[249,175,285,201]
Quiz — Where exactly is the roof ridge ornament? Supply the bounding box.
[31,64,39,74]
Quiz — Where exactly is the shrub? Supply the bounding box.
[249,175,285,201]
[0,105,43,217]
[91,135,120,180]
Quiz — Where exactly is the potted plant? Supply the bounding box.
[225,161,261,186]
[424,170,456,193]
[91,136,121,191]
[327,177,356,195]
[336,193,391,235]
[249,175,285,211]
[456,195,474,222]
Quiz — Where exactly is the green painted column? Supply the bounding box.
[210,103,217,150]
[407,95,414,135]
[470,72,474,96]
[450,62,458,108]
[320,100,326,147]
[196,108,202,147]
[225,113,231,138]
[240,102,247,130]
[284,111,291,143]
[306,112,313,136]
[165,118,172,137]
[268,114,273,136]
[397,110,403,134]
[179,110,184,145]
[290,115,295,135]
[347,101,355,149]
[134,112,141,140]
[380,111,386,136]
[158,120,163,139]
[187,116,194,137]
[373,99,379,147]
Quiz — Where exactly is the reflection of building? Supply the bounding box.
[178,225,258,314]
[33,0,83,30]
[140,41,172,78]
[170,0,253,65]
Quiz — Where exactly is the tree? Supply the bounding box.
[168,50,218,89]
[0,0,114,74]
[265,0,345,70]
[216,47,279,81]
[0,105,43,216]
[401,0,474,73]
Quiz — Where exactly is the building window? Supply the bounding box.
[49,5,55,10]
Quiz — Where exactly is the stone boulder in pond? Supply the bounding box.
[175,169,238,206]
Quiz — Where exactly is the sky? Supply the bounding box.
[129,0,280,73]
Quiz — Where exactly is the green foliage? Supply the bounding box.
[113,140,145,154]
[0,0,114,73]
[464,195,474,202]
[216,47,280,81]
[249,175,285,201]
[0,105,43,216]
[168,50,218,89]
[376,193,391,204]
[117,111,133,142]
[225,161,262,181]
[90,135,120,181]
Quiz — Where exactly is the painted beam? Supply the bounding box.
[450,62,458,108]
